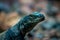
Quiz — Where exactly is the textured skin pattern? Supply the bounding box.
[0,12,45,40]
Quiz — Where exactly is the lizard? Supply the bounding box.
[0,12,45,40]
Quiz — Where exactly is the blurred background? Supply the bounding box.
[0,0,60,40]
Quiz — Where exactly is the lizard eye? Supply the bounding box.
[32,12,44,18]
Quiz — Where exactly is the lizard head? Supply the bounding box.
[23,12,45,24]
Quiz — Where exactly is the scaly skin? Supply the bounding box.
[0,12,45,40]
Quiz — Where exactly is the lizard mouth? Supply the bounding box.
[39,16,45,22]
